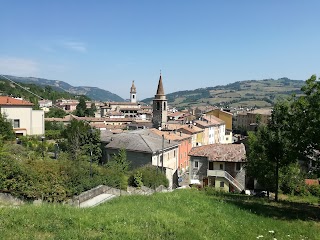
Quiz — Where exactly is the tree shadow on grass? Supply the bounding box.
[207,192,320,221]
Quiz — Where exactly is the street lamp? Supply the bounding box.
[41,136,45,159]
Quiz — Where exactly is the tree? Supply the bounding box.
[60,119,101,162]
[285,75,320,169]
[0,113,15,140]
[247,103,291,201]
[45,107,67,118]
[86,102,97,117]
[74,96,87,117]
[247,75,320,200]
[107,148,130,172]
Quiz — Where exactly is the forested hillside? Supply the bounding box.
[2,75,124,102]
[142,77,305,109]
[0,77,89,106]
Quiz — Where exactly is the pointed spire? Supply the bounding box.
[130,80,136,93]
[156,73,165,95]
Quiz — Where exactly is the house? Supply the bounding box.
[150,128,192,174]
[233,108,272,130]
[206,108,233,131]
[103,129,179,188]
[194,115,226,145]
[189,143,246,192]
[55,99,79,112]
[178,124,204,147]
[0,96,44,136]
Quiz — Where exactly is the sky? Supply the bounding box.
[1,1,320,100]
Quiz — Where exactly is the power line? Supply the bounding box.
[0,74,44,100]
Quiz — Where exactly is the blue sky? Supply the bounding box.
[1,1,320,100]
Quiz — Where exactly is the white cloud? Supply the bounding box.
[62,41,87,53]
[0,57,39,76]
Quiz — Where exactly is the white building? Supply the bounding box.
[0,96,44,136]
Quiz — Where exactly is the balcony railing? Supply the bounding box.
[207,169,244,191]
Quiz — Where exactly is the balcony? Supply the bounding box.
[207,169,244,191]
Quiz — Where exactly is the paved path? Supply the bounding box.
[79,193,117,208]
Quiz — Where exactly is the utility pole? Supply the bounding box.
[162,134,164,173]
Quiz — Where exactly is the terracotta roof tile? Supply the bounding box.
[0,96,33,106]
[189,143,246,162]
[150,128,192,141]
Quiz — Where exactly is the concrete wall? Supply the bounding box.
[1,105,32,135]
[190,156,208,182]
[215,177,230,191]
[31,110,45,135]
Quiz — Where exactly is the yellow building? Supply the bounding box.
[206,108,233,131]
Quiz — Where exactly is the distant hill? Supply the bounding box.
[1,75,124,102]
[142,77,305,109]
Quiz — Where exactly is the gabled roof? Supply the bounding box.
[0,96,33,106]
[189,143,246,162]
[150,128,192,142]
[178,124,203,134]
[106,129,178,153]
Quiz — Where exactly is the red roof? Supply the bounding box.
[305,179,319,185]
[0,96,33,106]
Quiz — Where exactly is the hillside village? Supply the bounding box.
[3,72,319,197]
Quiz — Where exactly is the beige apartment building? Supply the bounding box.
[233,108,272,130]
[0,96,44,136]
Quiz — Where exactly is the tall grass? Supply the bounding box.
[0,189,319,239]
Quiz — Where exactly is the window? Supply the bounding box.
[13,119,20,128]
[219,164,224,170]
[194,161,199,169]
[132,95,135,99]
[209,162,214,170]
[163,102,166,110]
[156,102,160,110]
[174,150,176,158]
[220,181,224,188]
[236,162,241,171]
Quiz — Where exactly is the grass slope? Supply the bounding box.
[0,190,319,239]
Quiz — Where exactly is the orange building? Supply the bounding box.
[150,128,192,173]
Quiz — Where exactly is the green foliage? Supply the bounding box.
[0,78,84,103]
[45,130,62,140]
[45,107,67,118]
[107,148,130,172]
[74,96,87,117]
[279,163,304,195]
[307,184,320,197]
[0,113,15,140]
[133,171,143,188]
[129,165,169,188]
[60,119,101,162]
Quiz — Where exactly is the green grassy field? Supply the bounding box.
[0,189,319,240]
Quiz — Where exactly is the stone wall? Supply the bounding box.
[0,193,24,206]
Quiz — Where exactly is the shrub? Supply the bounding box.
[129,165,168,188]
[308,184,320,198]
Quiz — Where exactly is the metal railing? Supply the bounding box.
[207,170,244,191]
